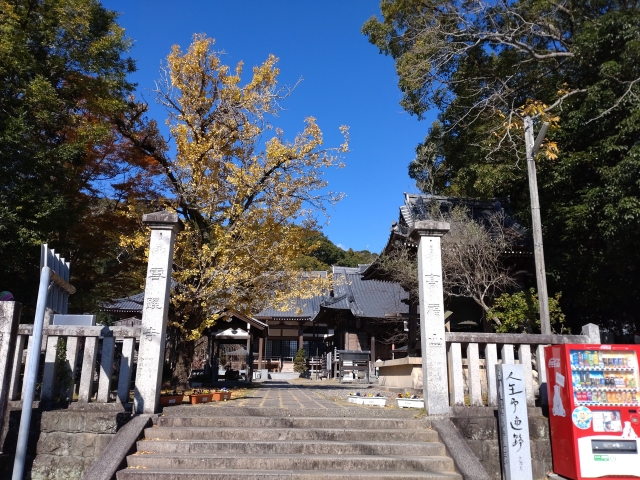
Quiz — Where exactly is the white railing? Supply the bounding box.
[445,325,599,407]
[8,324,140,405]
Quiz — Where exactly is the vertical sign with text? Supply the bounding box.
[497,363,533,480]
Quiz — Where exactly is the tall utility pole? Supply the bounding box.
[524,116,551,335]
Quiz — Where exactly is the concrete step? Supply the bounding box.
[117,468,462,479]
[160,406,421,419]
[143,426,437,442]
[136,439,446,456]
[157,415,426,430]
[125,453,456,472]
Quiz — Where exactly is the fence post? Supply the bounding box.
[581,324,601,344]
[0,301,21,436]
[133,211,181,414]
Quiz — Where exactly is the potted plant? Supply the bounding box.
[396,392,424,408]
[347,391,364,404]
[361,393,387,407]
[159,390,184,407]
[347,392,386,407]
[212,388,231,401]
[189,389,212,404]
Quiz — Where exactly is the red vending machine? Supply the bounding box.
[545,344,640,479]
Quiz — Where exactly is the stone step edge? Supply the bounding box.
[157,415,427,422]
[127,453,454,461]
[138,439,442,445]
[117,468,462,478]
[145,427,434,432]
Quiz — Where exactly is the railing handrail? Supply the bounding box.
[17,324,140,338]
[445,331,589,346]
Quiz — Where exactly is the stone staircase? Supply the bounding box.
[116,406,462,479]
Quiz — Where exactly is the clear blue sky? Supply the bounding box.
[102,0,436,253]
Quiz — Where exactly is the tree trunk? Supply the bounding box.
[171,338,195,390]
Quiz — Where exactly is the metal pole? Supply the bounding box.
[13,267,51,480]
[524,116,551,335]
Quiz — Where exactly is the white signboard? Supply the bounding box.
[497,363,533,480]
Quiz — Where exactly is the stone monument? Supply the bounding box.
[134,211,181,414]
[497,363,533,480]
[409,220,450,415]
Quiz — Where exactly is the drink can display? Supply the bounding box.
[593,351,599,366]
[578,352,583,366]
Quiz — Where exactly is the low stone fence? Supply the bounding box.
[445,324,599,407]
[377,324,600,407]
[7,324,140,407]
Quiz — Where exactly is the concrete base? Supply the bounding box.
[377,357,423,390]
[268,372,300,380]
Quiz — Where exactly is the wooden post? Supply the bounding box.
[258,337,264,370]
[370,334,376,377]
[298,328,304,351]
[408,301,417,356]
[524,116,551,335]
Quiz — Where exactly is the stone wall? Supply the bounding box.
[450,407,552,480]
[1,406,130,480]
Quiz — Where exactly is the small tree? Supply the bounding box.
[488,288,567,334]
[293,348,308,375]
[376,205,522,330]
[118,35,347,388]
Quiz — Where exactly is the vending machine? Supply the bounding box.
[545,344,640,480]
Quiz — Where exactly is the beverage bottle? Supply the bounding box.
[616,391,622,403]
[586,391,592,402]
[578,352,583,366]
[593,351,599,367]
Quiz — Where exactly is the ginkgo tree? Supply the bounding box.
[118,34,348,386]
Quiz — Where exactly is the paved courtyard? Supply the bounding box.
[187,379,400,410]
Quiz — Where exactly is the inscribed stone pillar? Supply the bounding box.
[0,301,21,435]
[134,211,181,414]
[409,220,450,415]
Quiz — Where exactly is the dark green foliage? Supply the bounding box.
[296,231,378,271]
[0,0,150,314]
[488,288,567,334]
[293,348,308,374]
[365,0,640,338]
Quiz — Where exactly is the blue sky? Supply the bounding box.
[102,0,437,253]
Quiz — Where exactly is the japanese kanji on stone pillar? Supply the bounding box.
[134,211,182,414]
[409,220,450,415]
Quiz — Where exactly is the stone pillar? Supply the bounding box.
[133,211,181,414]
[0,301,21,435]
[409,220,450,415]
